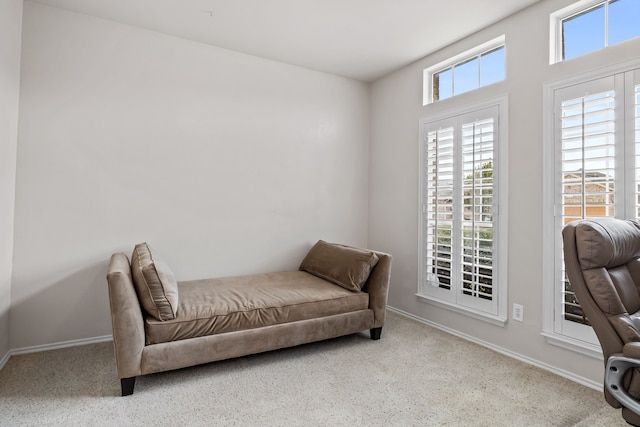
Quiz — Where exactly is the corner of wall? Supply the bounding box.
[0,350,11,370]
[0,0,24,363]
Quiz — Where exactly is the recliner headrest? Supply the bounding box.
[575,218,640,270]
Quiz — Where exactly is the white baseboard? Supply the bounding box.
[0,309,605,393]
[387,306,603,392]
[7,334,113,360]
[0,349,10,371]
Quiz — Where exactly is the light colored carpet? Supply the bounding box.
[0,312,630,426]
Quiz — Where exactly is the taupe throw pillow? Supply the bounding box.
[299,240,379,292]
[131,242,179,321]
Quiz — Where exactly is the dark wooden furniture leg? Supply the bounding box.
[370,327,382,340]
[121,377,135,396]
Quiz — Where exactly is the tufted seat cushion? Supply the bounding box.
[144,271,370,345]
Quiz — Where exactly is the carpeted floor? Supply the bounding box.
[0,312,630,426]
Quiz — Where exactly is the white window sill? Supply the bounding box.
[541,331,603,360]
[416,293,508,327]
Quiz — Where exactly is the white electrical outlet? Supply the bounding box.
[513,303,524,322]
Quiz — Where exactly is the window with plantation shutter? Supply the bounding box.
[419,98,508,324]
[560,87,616,331]
[544,65,640,350]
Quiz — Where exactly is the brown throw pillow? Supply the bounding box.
[131,242,179,321]
[299,240,379,292]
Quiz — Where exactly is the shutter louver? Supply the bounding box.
[461,118,494,301]
[560,89,616,325]
[561,91,616,223]
[425,127,454,290]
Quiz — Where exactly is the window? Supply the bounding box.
[550,0,640,63]
[423,36,506,105]
[543,63,640,354]
[418,97,508,325]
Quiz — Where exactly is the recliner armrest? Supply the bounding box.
[606,353,640,416]
[623,342,640,359]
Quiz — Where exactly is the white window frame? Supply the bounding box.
[417,96,509,326]
[423,35,506,106]
[550,0,640,64]
[542,58,640,358]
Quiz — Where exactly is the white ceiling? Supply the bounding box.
[30,0,541,82]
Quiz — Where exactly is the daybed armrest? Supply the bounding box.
[107,252,145,379]
[364,251,392,328]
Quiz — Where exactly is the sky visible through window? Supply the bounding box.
[434,46,505,101]
[563,0,640,60]
[432,0,638,103]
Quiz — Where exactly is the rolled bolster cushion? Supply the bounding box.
[299,240,379,292]
[131,242,179,321]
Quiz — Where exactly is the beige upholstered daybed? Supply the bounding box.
[106,241,392,395]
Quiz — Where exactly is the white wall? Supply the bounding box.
[0,0,23,362]
[369,0,640,386]
[12,0,637,390]
[11,2,370,349]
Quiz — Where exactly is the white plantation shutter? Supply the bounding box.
[558,84,616,330]
[551,69,640,342]
[560,90,616,223]
[419,102,503,318]
[424,124,455,291]
[461,118,494,304]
